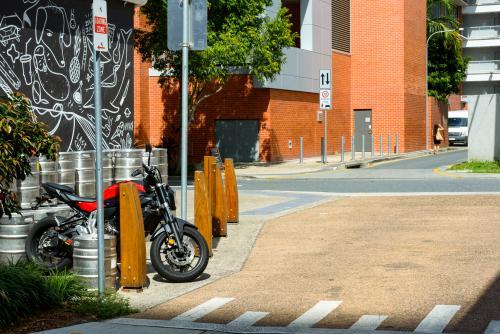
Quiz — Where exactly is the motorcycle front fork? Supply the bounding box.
[161,205,186,253]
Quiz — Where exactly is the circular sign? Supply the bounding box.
[321,90,330,98]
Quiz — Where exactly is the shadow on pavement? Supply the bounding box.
[455,273,500,333]
[152,272,211,284]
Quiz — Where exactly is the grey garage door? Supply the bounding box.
[215,120,259,162]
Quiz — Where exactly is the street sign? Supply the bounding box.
[320,89,332,110]
[92,0,109,52]
[319,69,331,90]
[168,0,207,51]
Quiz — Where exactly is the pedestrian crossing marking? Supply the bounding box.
[350,315,388,330]
[287,300,342,328]
[172,297,234,322]
[414,305,460,333]
[228,311,269,327]
[485,321,500,334]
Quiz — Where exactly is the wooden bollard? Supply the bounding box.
[119,183,148,291]
[224,159,239,223]
[211,163,228,237]
[204,156,216,217]
[194,171,213,256]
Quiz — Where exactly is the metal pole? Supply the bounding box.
[380,134,383,158]
[351,136,355,160]
[321,137,325,163]
[299,137,303,163]
[341,136,345,162]
[361,135,365,160]
[388,135,391,157]
[396,134,399,155]
[180,0,189,220]
[93,50,105,298]
[323,109,327,163]
[425,38,429,152]
[371,135,374,159]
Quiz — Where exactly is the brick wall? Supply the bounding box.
[349,0,426,154]
[331,51,352,151]
[404,0,427,152]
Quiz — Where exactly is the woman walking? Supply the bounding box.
[433,123,444,154]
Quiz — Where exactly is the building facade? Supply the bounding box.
[134,1,428,165]
[462,0,500,160]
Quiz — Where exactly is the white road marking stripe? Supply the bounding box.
[415,305,460,333]
[350,315,388,330]
[228,311,269,327]
[288,300,342,328]
[172,297,234,322]
[485,320,500,334]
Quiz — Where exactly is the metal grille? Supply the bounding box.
[332,0,350,53]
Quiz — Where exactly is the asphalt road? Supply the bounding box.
[239,150,500,193]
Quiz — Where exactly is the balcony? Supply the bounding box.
[464,25,500,39]
[466,60,500,81]
[463,1,500,14]
[463,26,500,47]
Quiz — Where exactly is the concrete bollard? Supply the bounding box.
[362,135,365,160]
[341,136,345,162]
[351,136,355,161]
[299,137,304,163]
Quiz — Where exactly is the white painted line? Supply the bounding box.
[415,305,460,333]
[228,311,269,327]
[172,297,234,322]
[287,300,342,328]
[350,315,388,330]
[485,320,500,334]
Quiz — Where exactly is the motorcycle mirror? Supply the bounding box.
[131,168,142,177]
[145,144,153,166]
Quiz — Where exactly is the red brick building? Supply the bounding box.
[134,1,432,164]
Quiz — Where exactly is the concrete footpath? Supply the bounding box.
[234,148,462,179]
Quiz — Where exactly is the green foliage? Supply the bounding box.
[448,160,500,173]
[0,261,85,328]
[74,291,138,319]
[45,271,87,304]
[135,0,297,120]
[427,0,469,102]
[0,92,60,218]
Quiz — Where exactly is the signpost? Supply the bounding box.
[92,0,108,298]
[319,69,332,163]
[168,0,207,220]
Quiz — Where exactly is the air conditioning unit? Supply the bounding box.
[317,111,323,122]
[122,0,148,6]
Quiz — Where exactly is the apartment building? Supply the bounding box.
[134,1,428,164]
[461,0,500,160]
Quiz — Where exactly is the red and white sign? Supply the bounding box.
[93,0,109,52]
[320,89,332,110]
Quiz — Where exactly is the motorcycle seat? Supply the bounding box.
[43,182,75,194]
[65,193,96,203]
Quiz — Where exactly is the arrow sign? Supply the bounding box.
[319,69,331,89]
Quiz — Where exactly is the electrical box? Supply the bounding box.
[317,111,323,122]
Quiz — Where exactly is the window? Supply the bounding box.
[282,0,301,48]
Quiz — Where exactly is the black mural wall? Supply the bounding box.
[0,0,134,151]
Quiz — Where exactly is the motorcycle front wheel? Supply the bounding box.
[150,226,209,283]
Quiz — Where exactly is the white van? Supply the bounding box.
[448,110,468,146]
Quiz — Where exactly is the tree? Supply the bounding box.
[427,0,469,102]
[135,0,297,122]
[0,93,60,218]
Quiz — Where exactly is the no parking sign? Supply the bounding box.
[93,0,109,52]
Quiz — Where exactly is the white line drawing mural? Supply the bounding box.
[0,0,134,151]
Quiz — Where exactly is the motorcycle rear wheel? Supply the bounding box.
[25,217,73,272]
[150,226,209,283]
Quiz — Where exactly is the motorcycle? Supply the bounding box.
[25,145,209,283]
